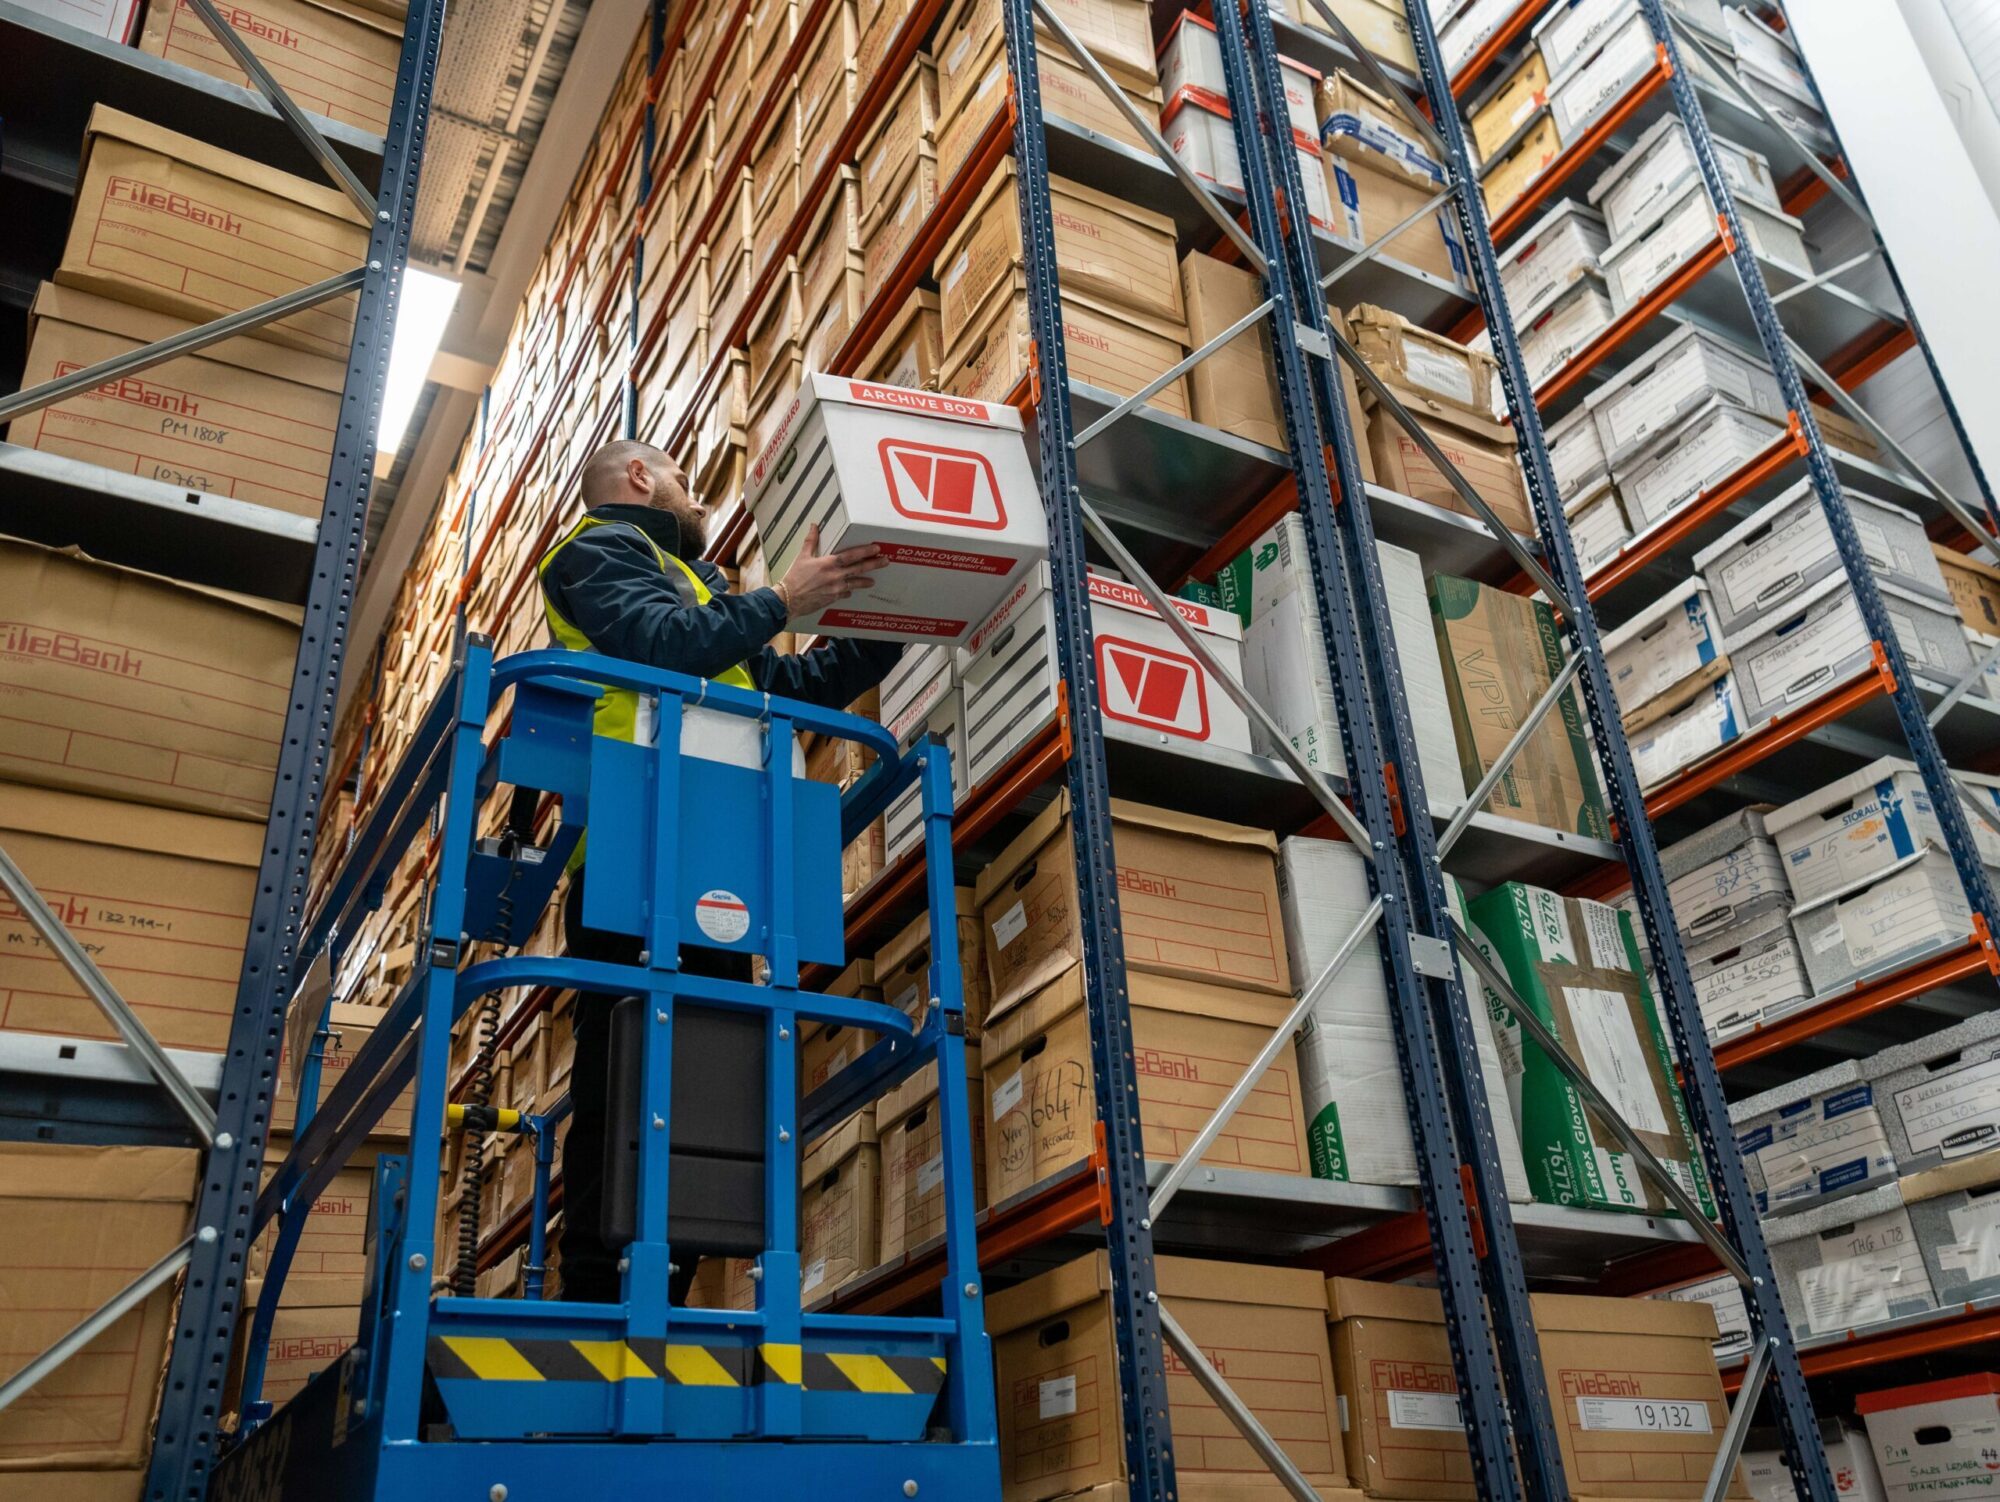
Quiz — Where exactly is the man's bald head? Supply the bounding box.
[579,438,707,550]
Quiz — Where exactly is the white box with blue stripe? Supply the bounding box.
[1731,1060,1898,1215]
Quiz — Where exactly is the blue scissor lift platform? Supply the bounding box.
[212,638,998,1502]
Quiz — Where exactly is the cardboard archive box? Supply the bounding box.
[989,1251,1347,1502]
[138,0,402,135]
[799,1109,879,1303]
[877,1043,986,1261]
[233,1280,357,1411]
[1464,883,1714,1217]
[0,537,300,818]
[1319,73,1470,290]
[1179,251,1286,451]
[14,283,346,516]
[60,107,369,360]
[247,1155,378,1309]
[0,1144,198,1475]
[274,998,415,1139]
[0,786,261,1050]
[1361,375,1533,537]
[1428,575,1611,838]
[941,276,1191,418]
[871,887,991,1035]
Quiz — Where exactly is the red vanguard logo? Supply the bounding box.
[1095,636,1210,741]
[877,438,1007,529]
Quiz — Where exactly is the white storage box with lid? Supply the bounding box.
[1087,573,1254,756]
[1791,846,1978,996]
[1158,11,1318,138]
[957,562,1057,788]
[1694,480,1951,639]
[1764,1180,1940,1340]
[1684,902,1811,1042]
[1533,0,1725,81]
[1585,321,1786,471]
[1659,804,1790,943]
[881,642,953,735]
[1587,113,1779,241]
[1547,400,1608,495]
[1859,1374,2000,1502]
[1518,271,1614,388]
[884,685,968,863]
[1545,8,1721,143]
[1874,1008,2000,1175]
[1440,0,1523,75]
[1602,576,1725,721]
[1731,1059,1897,1215]
[1567,476,1632,574]
[1743,1419,1887,1502]
[1765,757,2000,907]
[1726,573,1973,727]
[1628,672,1743,789]
[745,375,1047,645]
[1614,396,1783,530]
[1497,199,1609,325]
[1160,87,1332,231]
[1601,177,1812,314]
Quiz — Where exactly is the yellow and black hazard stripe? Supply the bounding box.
[428,1336,946,1396]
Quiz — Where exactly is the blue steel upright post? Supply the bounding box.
[999,2,1179,1494]
[1215,4,1566,1496]
[143,2,448,1495]
[1400,0,1837,1495]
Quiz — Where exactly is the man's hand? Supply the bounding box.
[777,524,888,619]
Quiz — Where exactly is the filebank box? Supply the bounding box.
[1615,398,1783,532]
[1658,805,1790,943]
[745,374,1048,645]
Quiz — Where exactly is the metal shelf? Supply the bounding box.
[1268,14,1422,96]
[0,1031,222,1148]
[1369,482,1536,583]
[0,442,318,601]
[1724,1296,2000,1388]
[0,0,384,196]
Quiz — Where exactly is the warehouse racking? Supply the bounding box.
[4,0,1997,1494]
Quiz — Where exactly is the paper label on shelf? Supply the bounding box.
[1402,340,1476,408]
[1039,1375,1077,1420]
[1566,986,1670,1135]
[1576,1396,1716,1435]
[991,1069,1024,1119]
[1939,1192,2000,1281]
[993,901,1029,949]
[916,1151,945,1198]
[1794,1209,1925,1332]
[802,1258,828,1295]
[1893,1054,2000,1158]
[1388,1390,1466,1431]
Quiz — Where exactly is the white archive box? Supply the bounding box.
[884,685,967,864]
[1658,804,1789,944]
[1743,1420,1887,1502]
[1765,757,2000,908]
[1694,480,1951,639]
[1584,321,1786,472]
[13,0,140,39]
[1545,7,1720,144]
[1439,0,1522,76]
[1728,32,1835,154]
[1158,11,1319,139]
[1547,400,1609,495]
[745,375,1048,645]
[1792,847,1978,997]
[1533,0,1725,81]
[1860,1376,2000,1502]
[1731,1059,1898,1215]
[1727,574,1974,727]
[1517,271,1614,388]
[1497,199,1609,325]
[1615,397,1783,531]
[1601,178,1812,314]
[1280,837,1530,1198]
[1602,576,1725,722]
[1588,115,1779,243]
[1161,89,1333,232]
[881,642,953,734]
[1650,1273,1754,1364]
[1724,3,1806,91]
[1086,572,1255,755]
[1627,672,1742,790]
[1876,1009,2000,1174]
[1765,1181,1939,1340]
[1567,477,1633,575]
[1683,902,1811,1042]
[956,562,1056,788]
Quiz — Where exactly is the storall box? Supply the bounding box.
[0,537,299,818]
[1464,883,1715,1217]
[14,282,346,516]
[1858,1375,2000,1502]
[0,786,261,1050]
[138,0,401,135]
[1324,1280,1746,1501]
[982,965,1309,1202]
[60,107,370,360]
[0,1144,198,1474]
[1429,575,1611,839]
[974,792,1291,1014]
[989,1251,1346,1502]
[744,374,1047,644]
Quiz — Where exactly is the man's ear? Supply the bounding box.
[628,457,650,496]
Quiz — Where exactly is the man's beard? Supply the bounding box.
[655,479,705,551]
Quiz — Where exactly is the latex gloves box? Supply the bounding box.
[745,374,1047,645]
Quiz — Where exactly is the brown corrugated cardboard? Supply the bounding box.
[1362,373,1534,537]
[858,54,940,227]
[1324,1280,1745,1500]
[879,1043,986,1261]
[0,1470,148,1502]
[276,999,413,1139]
[1348,303,1496,420]
[935,0,1155,129]
[687,1255,758,1311]
[233,1280,356,1410]
[799,959,884,1092]
[975,792,1290,1011]
[14,282,345,516]
[982,966,1308,1203]
[0,1144,198,1472]
[936,161,1186,346]
[799,167,863,330]
[800,1108,879,1303]
[1289,0,1413,70]
[871,887,990,1033]
[989,1251,1346,1501]
[1470,48,1550,160]
[0,786,261,1050]
[1324,149,1466,290]
[748,264,802,392]
[0,536,300,818]
[862,151,940,308]
[1180,251,1285,451]
[138,0,400,134]
[247,1155,376,1308]
[860,288,944,389]
[1429,576,1611,839]
[942,279,1190,416]
[1482,113,1561,222]
[1934,543,2000,636]
[61,107,369,359]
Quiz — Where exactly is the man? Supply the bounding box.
[538,438,898,1304]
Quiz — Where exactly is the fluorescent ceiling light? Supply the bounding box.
[376,267,460,455]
